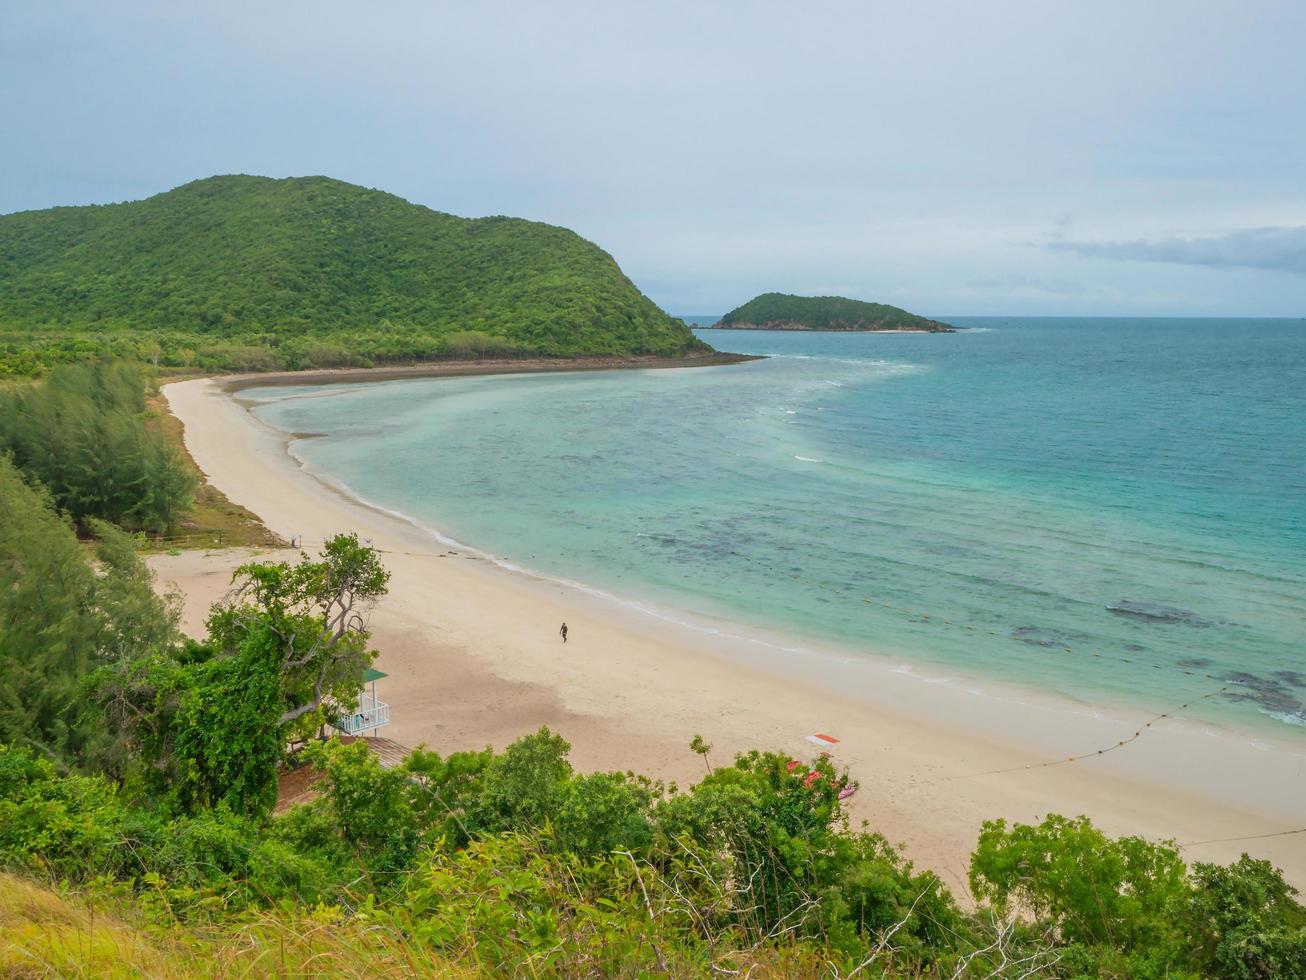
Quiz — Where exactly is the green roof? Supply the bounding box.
[363,667,388,682]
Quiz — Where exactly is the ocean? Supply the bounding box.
[243,317,1306,737]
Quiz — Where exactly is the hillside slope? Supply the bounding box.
[713,292,954,332]
[0,175,707,373]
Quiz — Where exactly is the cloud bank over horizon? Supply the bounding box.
[2,1,1304,316]
[1049,227,1306,278]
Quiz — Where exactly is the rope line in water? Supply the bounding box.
[1179,827,1306,848]
[936,686,1231,782]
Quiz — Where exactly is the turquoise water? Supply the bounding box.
[246,318,1306,736]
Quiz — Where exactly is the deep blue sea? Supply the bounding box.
[245,317,1306,736]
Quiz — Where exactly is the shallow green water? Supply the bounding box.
[246,317,1306,736]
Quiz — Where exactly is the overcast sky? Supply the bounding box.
[4,1,1305,316]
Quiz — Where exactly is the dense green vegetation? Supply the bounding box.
[715,292,956,332]
[0,362,195,533]
[0,457,181,769]
[2,452,1303,976]
[4,729,1305,976]
[0,174,710,376]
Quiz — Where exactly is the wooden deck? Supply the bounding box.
[362,736,413,770]
[274,736,414,812]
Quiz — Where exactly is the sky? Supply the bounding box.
[3,1,1305,317]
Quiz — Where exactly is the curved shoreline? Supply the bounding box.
[159,374,1306,892]
[210,352,762,393]
[276,414,1296,749]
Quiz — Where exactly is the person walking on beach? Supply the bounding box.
[559,622,569,643]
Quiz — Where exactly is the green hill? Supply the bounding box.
[713,292,954,332]
[0,175,708,375]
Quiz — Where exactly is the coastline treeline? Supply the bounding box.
[0,362,194,532]
[0,174,711,377]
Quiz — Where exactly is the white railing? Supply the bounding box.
[332,693,391,736]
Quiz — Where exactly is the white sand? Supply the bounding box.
[153,376,1306,895]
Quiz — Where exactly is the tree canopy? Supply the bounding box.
[0,361,194,533]
[101,534,388,817]
[0,457,181,770]
[715,292,955,332]
[0,174,710,376]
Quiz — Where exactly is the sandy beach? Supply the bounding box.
[155,374,1306,896]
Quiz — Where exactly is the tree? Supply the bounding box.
[0,362,194,533]
[101,534,390,816]
[1184,855,1306,979]
[210,533,391,730]
[969,814,1191,973]
[0,457,180,771]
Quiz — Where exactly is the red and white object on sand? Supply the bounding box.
[804,733,840,748]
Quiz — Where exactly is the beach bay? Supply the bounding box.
[158,320,1306,890]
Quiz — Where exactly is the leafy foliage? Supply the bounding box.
[102,535,388,817]
[969,813,1190,950]
[1184,856,1306,979]
[0,458,181,770]
[0,361,195,532]
[971,814,1306,978]
[3,723,1305,977]
[0,174,710,376]
[0,743,129,880]
[716,291,956,331]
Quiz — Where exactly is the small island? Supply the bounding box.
[709,292,955,333]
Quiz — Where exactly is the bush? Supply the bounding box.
[1185,855,1306,979]
[0,745,128,880]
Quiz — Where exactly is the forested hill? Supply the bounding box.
[712,293,955,332]
[0,175,708,374]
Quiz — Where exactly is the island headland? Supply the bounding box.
[709,292,956,332]
[0,174,716,376]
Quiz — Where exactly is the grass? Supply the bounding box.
[0,874,182,978]
[0,874,468,978]
[141,385,283,553]
[0,872,836,978]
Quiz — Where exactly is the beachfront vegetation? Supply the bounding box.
[3,730,1305,977]
[0,456,182,770]
[3,457,1303,976]
[0,361,194,533]
[715,292,956,332]
[0,174,710,377]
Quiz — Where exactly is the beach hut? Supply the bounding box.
[332,667,391,737]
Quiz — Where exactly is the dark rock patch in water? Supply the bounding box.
[1106,600,1211,627]
[1221,670,1306,722]
[1177,656,1214,668]
[1012,625,1077,648]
